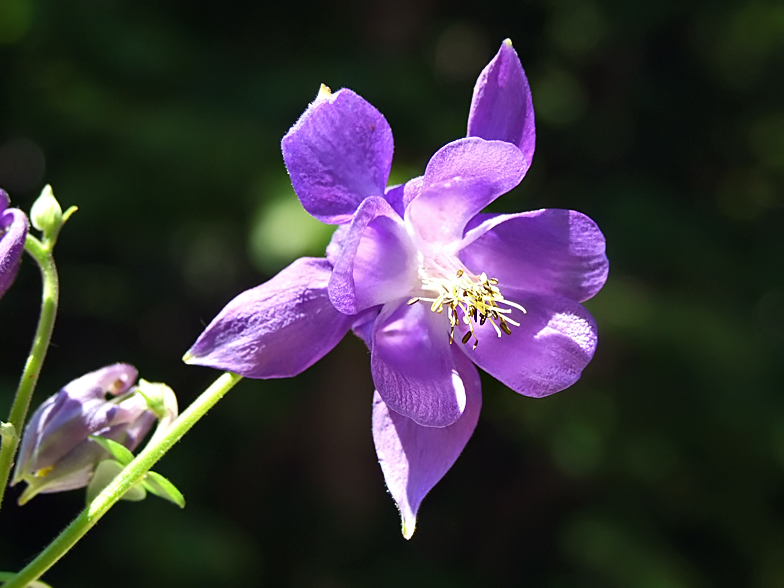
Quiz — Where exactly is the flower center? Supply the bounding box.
[408,262,526,349]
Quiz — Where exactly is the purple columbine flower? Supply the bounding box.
[12,363,156,504]
[185,40,608,538]
[0,188,30,300]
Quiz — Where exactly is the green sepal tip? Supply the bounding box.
[143,471,186,508]
[89,435,134,466]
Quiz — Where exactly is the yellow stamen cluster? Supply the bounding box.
[408,269,526,349]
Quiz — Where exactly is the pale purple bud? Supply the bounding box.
[12,363,156,504]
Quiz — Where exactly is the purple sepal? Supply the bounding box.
[371,301,467,428]
[0,189,30,300]
[12,364,155,501]
[329,196,417,315]
[372,349,481,539]
[282,89,394,225]
[460,209,609,302]
[456,290,598,398]
[185,257,353,378]
[467,40,535,172]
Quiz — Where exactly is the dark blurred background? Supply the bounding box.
[1,0,783,586]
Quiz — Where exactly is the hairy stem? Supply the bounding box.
[0,235,59,511]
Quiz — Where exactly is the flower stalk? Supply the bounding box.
[3,371,243,588]
[0,234,60,511]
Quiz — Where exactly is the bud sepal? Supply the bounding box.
[87,435,185,508]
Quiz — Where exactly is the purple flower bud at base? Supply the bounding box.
[12,363,157,504]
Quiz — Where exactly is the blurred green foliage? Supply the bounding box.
[1,0,783,586]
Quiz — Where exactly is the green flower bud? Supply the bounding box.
[30,184,62,235]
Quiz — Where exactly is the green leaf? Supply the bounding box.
[86,460,146,504]
[143,471,186,508]
[89,435,134,466]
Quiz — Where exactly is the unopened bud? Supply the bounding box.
[30,185,62,235]
[12,363,156,504]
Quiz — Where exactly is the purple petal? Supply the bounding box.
[407,138,526,245]
[329,196,417,315]
[0,205,30,300]
[456,290,598,398]
[422,137,526,195]
[185,257,352,378]
[372,349,481,539]
[371,301,467,427]
[468,39,535,172]
[282,88,394,224]
[384,176,423,218]
[68,363,139,402]
[25,443,103,495]
[460,209,609,302]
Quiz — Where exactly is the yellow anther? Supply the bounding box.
[34,466,55,478]
[415,267,526,348]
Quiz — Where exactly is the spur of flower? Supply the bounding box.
[185,40,608,538]
[0,188,30,301]
[12,364,157,504]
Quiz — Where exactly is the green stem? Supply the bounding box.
[0,236,59,511]
[4,371,243,588]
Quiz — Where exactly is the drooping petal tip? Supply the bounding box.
[401,513,416,540]
[373,350,482,539]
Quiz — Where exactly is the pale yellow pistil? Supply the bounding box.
[408,269,526,349]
